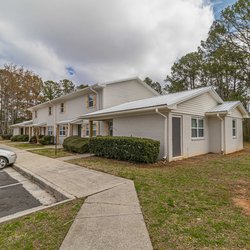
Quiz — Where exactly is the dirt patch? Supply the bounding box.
[232,179,250,215]
[233,198,250,215]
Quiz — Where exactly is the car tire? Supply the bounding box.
[0,157,8,169]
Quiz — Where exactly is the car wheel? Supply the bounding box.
[0,157,8,169]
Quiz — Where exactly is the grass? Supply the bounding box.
[0,199,84,250]
[0,141,45,149]
[30,148,76,158]
[69,144,250,250]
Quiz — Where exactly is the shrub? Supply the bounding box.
[39,135,55,145]
[29,135,44,144]
[63,136,89,154]
[89,136,160,163]
[1,134,13,140]
[11,134,29,142]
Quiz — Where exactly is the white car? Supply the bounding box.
[0,148,17,169]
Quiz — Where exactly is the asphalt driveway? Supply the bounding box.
[0,169,41,218]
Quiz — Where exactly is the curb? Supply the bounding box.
[13,164,75,201]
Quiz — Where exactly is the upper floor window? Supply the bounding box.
[88,94,94,108]
[34,110,37,118]
[48,106,52,116]
[232,119,237,138]
[191,118,204,139]
[60,103,65,113]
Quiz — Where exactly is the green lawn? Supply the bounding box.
[0,199,84,250]
[0,141,45,149]
[30,148,76,158]
[69,145,250,250]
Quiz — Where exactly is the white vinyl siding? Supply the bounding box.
[176,93,218,116]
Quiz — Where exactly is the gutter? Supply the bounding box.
[217,113,224,154]
[155,108,168,159]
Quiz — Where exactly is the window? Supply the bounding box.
[34,110,37,118]
[232,119,237,137]
[59,125,66,136]
[108,121,113,136]
[88,94,94,108]
[191,118,204,139]
[47,126,53,136]
[85,124,90,137]
[48,106,52,116]
[93,123,97,137]
[60,103,65,113]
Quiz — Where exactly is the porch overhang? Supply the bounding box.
[80,105,170,121]
[32,122,47,127]
[57,118,82,125]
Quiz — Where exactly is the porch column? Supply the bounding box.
[28,126,31,141]
[90,121,93,137]
[67,123,71,137]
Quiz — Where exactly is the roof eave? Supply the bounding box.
[80,105,169,120]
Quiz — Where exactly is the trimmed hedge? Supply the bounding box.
[89,136,160,163]
[39,135,55,145]
[1,134,13,140]
[29,135,44,144]
[11,135,29,142]
[63,136,89,154]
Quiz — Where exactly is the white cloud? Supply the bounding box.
[0,0,214,84]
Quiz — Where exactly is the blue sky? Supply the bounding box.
[211,0,238,18]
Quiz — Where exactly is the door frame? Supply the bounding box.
[172,115,183,159]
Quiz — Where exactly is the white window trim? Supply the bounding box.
[191,117,205,140]
[60,103,65,113]
[48,107,52,116]
[59,125,66,136]
[47,126,53,136]
[232,119,237,138]
[88,94,94,108]
[85,124,90,137]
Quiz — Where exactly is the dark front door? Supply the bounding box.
[77,125,81,137]
[172,117,181,157]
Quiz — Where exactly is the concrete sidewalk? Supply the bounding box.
[1,144,153,250]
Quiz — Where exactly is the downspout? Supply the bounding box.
[155,108,167,159]
[217,113,224,154]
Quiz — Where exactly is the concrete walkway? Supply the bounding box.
[1,144,153,250]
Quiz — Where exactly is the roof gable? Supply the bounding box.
[82,87,223,118]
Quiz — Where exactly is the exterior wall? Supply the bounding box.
[113,114,165,158]
[181,114,210,158]
[102,79,157,109]
[13,127,20,136]
[224,116,243,154]
[175,93,218,116]
[208,117,221,153]
[33,106,54,127]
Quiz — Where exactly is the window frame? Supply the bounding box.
[48,106,52,116]
[59,125,66,136]
[47,126,53,136]
[85,124,90,137]
[191,117,204,139]
[93,123,97,137]
[88,94,94,108]
[232,119,237,138]
[60,103,65,113]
